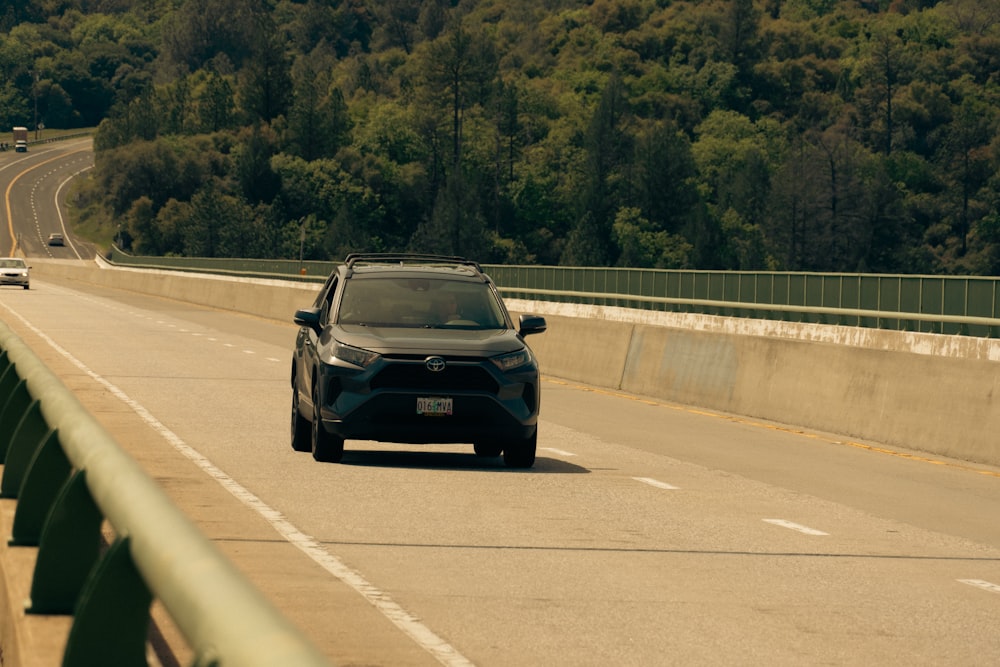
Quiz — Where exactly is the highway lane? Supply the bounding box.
[1,136,95,258]
[2,276,999,665]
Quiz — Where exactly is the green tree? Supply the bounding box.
[576,73,631,266]
[94,135,218,217]
[195,71,236,133]
[562,212,606,266]
[419,24,499,166]
[286,57,352,161]
[237,15,292,123]
[370,0,422,54]
[0,81,31,129]
[125,196,186,256]
[936,89,997,258]
[613,207,693,268]
[234,124,280,204]
[850,16,923,156]
[633,120,700,236]
[408,169,489,257]
[159,0,260,73]
[693,110,782,268]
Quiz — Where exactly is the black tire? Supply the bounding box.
[503,430,537,469]
[290,382,311,452]
[474,441,503,457]
[311,383,344,463]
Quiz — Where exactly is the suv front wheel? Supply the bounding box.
[312,383,345,462]
[502,430,537,468]
[291,382,311,452]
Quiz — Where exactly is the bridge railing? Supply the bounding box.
[0,320,331,666]
[108,248,1000,338]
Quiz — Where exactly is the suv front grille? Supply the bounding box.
[370,363,500,393]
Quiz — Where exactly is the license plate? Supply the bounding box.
[417,397,452,416]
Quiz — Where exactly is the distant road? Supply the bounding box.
[0,136,94,259]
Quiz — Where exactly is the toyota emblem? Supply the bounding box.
[425,356,447,372]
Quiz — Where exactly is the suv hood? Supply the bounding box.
[332,325,525,356]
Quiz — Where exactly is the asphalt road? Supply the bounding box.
[1,141,999,666]
[1,136,95,260]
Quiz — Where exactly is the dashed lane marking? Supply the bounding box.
[633,477,679,490]
[543,378,1000,479]
[958,579,1000,595]
[540,447,576,457]
[763,519,829,536]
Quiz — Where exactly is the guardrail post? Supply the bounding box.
[0,364,20,445]
[10,429,72,546]
[62,535,153,667]
[1,398,51,498]
[0,376,33,463]
[27,470,103,614]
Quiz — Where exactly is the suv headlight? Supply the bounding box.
[491,348,532,372]
[334,342,380,368]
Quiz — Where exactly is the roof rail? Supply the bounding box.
[344,253,482,272]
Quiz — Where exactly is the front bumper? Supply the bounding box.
[316,356,539,444]
[0,274,29,287]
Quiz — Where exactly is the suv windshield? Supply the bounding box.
[337,277,507,329]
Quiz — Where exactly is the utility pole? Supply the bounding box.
[33,72,39,140]
[298,217,306,274]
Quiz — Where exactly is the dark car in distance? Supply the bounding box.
[291,253,547,467]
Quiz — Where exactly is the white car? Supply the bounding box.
[0,257,30,289]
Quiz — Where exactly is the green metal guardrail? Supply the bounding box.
[107,248,1000,338]
[486,266,1000,338]
[0,320,331,666]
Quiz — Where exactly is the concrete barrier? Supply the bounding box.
[515,302,1000,467]
[32,259,1000,468]
[33,259,319,322]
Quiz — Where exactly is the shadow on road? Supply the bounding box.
[338,447,590,473]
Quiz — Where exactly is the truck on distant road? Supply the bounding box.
[12,126,27,152]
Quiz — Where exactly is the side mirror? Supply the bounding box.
[518,314,547,336]
[293,307,322,332]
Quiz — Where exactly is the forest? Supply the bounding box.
[2,0,1000,274]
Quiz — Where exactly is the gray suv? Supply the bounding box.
[291,254,547,467]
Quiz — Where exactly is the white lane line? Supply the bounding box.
[540,447,575,457]
[763,519,829,536]
[3,306,474,667]
[958,579,1000,594]
[633,476,679,490]
[52,164,92,260]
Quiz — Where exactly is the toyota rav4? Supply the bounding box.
[291,253,547,467]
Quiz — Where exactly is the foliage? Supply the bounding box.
[5,0,1000,274]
